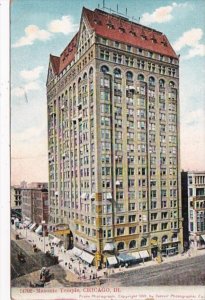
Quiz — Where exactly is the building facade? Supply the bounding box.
[11,186,22,209]
[47,7,183,264]
[21,182,49,224]
[182,171,205,248]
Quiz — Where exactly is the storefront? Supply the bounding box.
[117,253,138,267]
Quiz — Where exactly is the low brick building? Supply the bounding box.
[21,182,48,224]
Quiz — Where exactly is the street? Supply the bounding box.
[104,253,205,286]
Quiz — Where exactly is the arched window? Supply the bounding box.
[141,238,147,247]
[117,242,125,250]
[126,71,133,80]
[149,76,155,85]
[129,240,136,249]
[89,67,93,75]
[159,79,165,88]
[169,81,175,87]
[83,72,87,80]
[100,65,109,74]
[138,74,144,81]
[114,68,121,78]
[162,235,168,243]
[151,237,158,246]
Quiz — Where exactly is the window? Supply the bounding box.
[149,76,155,86]
[114,68,121,78]
[100,50,110,60]
[159,79,165,88]
[141,238,147,247]
[129,226,136,234]
[126,71,133,81]
[125,56,134,66]
[137,74,144,81]
[100,65,109,74]
[127,45,132,52]
[117,228,125,236]
[115,41,120,48]
[116,216,125,224]
[129,215,136,222]
[117,241,125,249]
[113,53,122,64]
[129,203,135,211]
[129,240,136,249]
[151,224,157,231]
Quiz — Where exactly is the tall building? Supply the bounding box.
[21,182,48,224]
[182,171,205,248]
[47,7,183,266]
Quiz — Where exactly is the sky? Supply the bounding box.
[11,0,205,185]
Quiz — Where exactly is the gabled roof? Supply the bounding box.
[49,7,177,76]
[49,33,78,76]
[83,7,177,59]
[50,55,60,75]
[59,32,79,74]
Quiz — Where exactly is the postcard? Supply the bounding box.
[3,0,205,299]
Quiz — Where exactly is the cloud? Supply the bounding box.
[173,28,203,51]
[48,15,78,35]
[12,81,40,97]
[12,15,78,48]
[173,28,205,59]
[20,66,44,81]
[12,25,52,48]
[141,2,187,25]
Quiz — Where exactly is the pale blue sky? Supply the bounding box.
[11,0,205,184]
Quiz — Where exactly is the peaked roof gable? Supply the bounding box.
[83,8,177,59]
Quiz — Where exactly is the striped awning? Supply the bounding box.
[72,246,83,257]
[139,250,150,259]
[107,256,118,265]
[130,252,141,259]
[80,251,94,264]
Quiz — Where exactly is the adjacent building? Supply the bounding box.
[47,7,183,266]
[11,186,22,220]
[21,182,49,224]
[182,171,205,248]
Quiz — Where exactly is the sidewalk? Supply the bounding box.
[12,224,205,281]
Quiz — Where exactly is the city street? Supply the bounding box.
[104,253,205,286]
[11,225,205,287]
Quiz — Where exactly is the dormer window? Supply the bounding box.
[130,30,136,36]
[119,27,125,33]
[107,22,114,29]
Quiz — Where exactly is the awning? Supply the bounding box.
[200,235,205,241]
[117,253,137,263]
[130,252,141,260]
[139,250,150,259]
[106,193,112,200]
[29,223,37,231]
[80,251,94,264]
[107,256,118,265]
[24,220,31,227]
[86,243,97,252]
[52,237,61,244]
[72,246,83,257]
[35,225,42,234]
[104,243,115,251]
